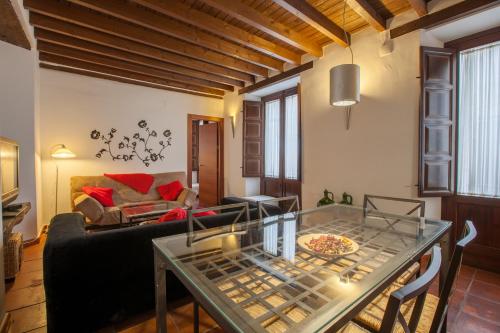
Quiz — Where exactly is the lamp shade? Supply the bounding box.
[51,145,76,159]
[330,64,360,106]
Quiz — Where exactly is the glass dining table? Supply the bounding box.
[153,204,451,333]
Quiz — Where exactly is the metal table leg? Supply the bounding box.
[155,248,168,333]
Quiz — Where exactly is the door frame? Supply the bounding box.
[187,114,224,204]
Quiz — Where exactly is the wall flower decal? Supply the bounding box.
[90,120,172,167]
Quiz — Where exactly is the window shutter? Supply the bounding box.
[192,122,199,171]
[242,100,263,177]
[419,46,456,197]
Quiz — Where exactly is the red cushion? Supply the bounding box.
[193,210,217,217]
[82,186,114,207]
[158,208,187,223]
[104,173,154,194]
[157,181,184,201]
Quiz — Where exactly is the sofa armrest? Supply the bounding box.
[177,188,197,208]
[74,194,104,222]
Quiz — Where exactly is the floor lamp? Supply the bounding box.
[51,144,76,216]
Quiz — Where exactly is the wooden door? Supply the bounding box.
[198,123,218,207]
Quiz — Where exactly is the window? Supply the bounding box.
[264,99,280,178]
[285,94,299,180]
[457,41,500,197]
[261,86,301,199]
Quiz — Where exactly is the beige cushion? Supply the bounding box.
[74,194,104,222]
[354,282,439,333]
[338,322,370,333]
[177,188,197,208]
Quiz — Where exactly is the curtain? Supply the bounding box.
[457,41,500,197]
[285,94,299,180]
[265,99,280,178]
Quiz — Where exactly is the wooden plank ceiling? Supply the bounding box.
[24,0,421,99]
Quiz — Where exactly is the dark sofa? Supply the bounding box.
[44,199,281,333]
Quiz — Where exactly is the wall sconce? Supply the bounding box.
[230,115,236,138]
[330,64,360,130]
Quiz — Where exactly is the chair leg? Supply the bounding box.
[194,301,199,333]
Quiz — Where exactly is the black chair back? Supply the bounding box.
[363,194,426,218]
[257,195,300,219]
[429,220,477,333]
[379,246,441,333]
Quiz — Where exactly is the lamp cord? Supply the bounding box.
[343,0,354,64]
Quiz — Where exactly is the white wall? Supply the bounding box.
[39,69,223,224]
[300,29,440,218]
[223,92,260,197]
[0,40,40,239]
[224,28,442,218]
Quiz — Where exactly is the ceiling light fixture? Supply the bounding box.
[330,0,360,130]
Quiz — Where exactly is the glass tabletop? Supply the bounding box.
[121,202,170,219]
[153,204,450,333]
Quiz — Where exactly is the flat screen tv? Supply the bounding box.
[0,137,19,207]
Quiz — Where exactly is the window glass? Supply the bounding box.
[264,99,280,178]
[457,41,500,197]
[285,94,299,180]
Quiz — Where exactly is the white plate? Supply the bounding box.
[297,233,359,257]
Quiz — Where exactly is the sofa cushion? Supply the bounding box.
[82,186,114,207]
[74,194,104,222]
[104,173,154,194]
[157,181,184,201]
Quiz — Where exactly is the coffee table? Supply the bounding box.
[153,204,451,333]
[120,202,172,225]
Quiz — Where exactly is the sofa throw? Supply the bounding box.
[104,173,154,194]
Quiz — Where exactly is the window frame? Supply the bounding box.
[444,26,500,198]
[261,86,301,183]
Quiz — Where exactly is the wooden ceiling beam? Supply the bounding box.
[239,61,313,95]
[35,30,244,88]
[391,0,500,39]
[132,0,302,64]
[39,53,225,96]
[200,0,324,57]
[24,0,267,77]
[0,0,32,49]
[346,0,386,32]
[68,0,283,72]
[40,63,223,99]
[407,0,428,17]
[37,42,234,92]
[30,14,254,83]
[272,0,349,46]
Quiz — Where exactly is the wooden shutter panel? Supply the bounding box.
[242,100,263,177]
[192,122,199,171]
[419,46,456,197]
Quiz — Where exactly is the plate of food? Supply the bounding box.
[297,233,359,257]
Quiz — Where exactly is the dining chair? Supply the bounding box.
[352,220,477,333]
[189,202,250,333]
[257,195,300,219]
[363,194,426,284]
[187,202,251,234]
[340,246,441,333]
[363,194,426,218]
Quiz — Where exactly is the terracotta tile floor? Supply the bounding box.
[5,234,500,333]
